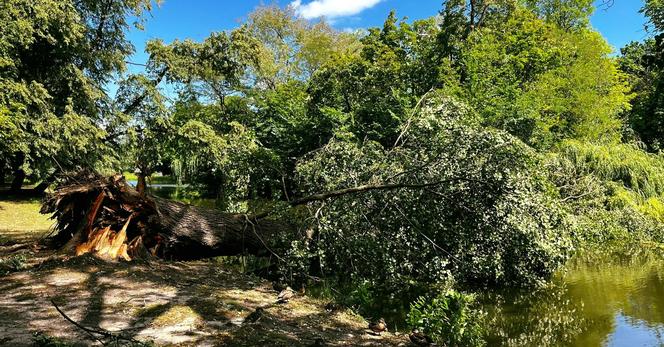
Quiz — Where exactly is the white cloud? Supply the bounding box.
[341,27,367,34]
[290,0,383,19]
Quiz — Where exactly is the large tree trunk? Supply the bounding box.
[136,171,147,197]
[0,159,5,186]
[10,169,25,193]
[42,171,290,261]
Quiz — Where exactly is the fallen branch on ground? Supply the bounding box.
[50,299,149,346]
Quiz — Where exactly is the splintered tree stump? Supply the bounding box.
[41,171,290,261]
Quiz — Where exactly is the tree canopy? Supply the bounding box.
[0,0,156,190]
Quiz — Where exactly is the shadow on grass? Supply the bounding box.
[0,190,46,200]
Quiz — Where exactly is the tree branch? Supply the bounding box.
[125,60,148,67]
[50,299,147,345]
[122,68,168,115]
[249,176,484,220]
[289,178,477,206]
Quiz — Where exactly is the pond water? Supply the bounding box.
[483,250,664,346]
[126,180,179,193]
[127,180,205,202]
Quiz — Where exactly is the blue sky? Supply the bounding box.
[124,0,649,73]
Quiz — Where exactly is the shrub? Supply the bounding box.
[407,290,485,347]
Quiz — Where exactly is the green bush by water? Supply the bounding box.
[407,290,486,346]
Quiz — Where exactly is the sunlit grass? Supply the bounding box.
[0,198,53,243]
[152,305,203,327]
[121,171,176,184]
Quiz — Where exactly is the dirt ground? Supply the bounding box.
[0,237,409,346]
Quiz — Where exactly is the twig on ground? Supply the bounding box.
[50,299,148,346]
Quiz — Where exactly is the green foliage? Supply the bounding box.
[463,8,629,147]
[619,37,664,151]
[546,140,664,244]
[32,332,74,347]
[408,290,486,347]
[145,27,257,97]
[0,254,28,275]
[296,96,572,287]
[0,0,155,183]
[245,5,361,85]
[619,1,664,151]
[308,12,459,145]
[523,0,594,30]
[556,140,664,198]
[644,0,664,32]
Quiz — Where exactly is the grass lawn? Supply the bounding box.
[122,172,176,184]
[0,198,53,243]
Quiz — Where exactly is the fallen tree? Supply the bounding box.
[39,96,573,287]
[41,170,467,261]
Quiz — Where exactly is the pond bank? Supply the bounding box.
[0,254,408,346]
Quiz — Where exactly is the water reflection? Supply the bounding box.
[126,180,178,197]
[485,250,664,346]
[604,314,664,346]
[126,180,220,208]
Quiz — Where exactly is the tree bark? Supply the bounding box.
[9,152,26,193]
[10,170,25,193]
[0,159,5,186]
[136,172,147,197]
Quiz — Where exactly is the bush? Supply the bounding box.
[408,290,485,346]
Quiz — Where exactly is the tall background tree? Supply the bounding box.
[620,0,664,151]
[0,0,156,192]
